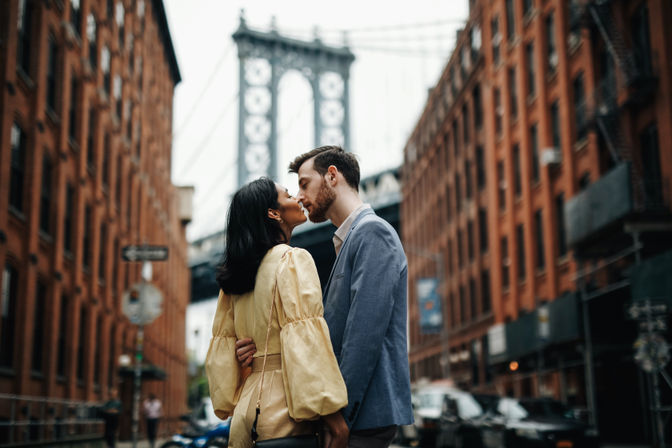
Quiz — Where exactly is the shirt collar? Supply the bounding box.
[333,203,371,255]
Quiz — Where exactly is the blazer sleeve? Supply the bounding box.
[275,248,348,421]
[338,219,404,427]
[205,289,243,420]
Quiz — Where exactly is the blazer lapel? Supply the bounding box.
[322,208,375,301]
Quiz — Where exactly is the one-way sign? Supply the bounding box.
[121,245,169,262]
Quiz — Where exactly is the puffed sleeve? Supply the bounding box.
[275,248,348,421]
[205,289,242,420]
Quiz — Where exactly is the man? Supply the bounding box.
[142,393,162,448]
[237,146,413,448]
[100,389,122,448]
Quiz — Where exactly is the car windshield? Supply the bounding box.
[497,398,574,420]
[456,394,484,419]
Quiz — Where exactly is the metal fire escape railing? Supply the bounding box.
[571,0,653,211]
[0,393,104,447]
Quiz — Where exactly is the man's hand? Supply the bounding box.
[235,338,257,368]
[322,411,349,448]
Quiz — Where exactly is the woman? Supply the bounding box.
[205,177,348,448]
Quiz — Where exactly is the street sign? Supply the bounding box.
[627,300,667,320]
[121,245,169,262]
[122,282,164,325]
[634,334,670,373]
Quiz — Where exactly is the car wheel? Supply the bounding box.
[454,433,464,448]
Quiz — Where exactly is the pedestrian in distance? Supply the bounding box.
[100,389,122,448]
[142,393,162,448]
[205,177,349,448]
[235,146,414,448]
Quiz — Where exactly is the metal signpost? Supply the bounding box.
[121,245,167,448]
[628,299,670,448]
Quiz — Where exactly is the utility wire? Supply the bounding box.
[173,42,235,139]
[175,90,239,180]
[281,18,466,35]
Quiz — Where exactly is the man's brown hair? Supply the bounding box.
[288,145,360,191]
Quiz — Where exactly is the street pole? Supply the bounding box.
[132,325,144,448]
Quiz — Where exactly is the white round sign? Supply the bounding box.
[122,282,164,325]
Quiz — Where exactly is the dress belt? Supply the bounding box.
[251,353,282,372]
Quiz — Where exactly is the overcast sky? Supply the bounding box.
[164,0,469,241]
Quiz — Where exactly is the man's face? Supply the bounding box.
[297,158,336,223]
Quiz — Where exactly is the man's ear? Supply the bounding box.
[267,208,281,221]
[327,165,338,184]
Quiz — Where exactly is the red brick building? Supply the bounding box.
[0,0,191,441]
[403,0,672,443]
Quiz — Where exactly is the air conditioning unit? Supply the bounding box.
[541,147,562,166]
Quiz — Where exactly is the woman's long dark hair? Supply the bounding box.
[216,177,286,295]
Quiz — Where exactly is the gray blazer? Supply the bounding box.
[323,208,413,431]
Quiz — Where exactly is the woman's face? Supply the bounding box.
[275,183,307,229]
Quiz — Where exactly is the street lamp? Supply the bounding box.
[404,244,450,380]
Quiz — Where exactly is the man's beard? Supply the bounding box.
[308,179,336,223]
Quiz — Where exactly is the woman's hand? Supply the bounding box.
[235,338,257,368]
[322,411,349,448]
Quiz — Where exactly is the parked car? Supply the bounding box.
[479,397,599,448]
[412,383,484,447]
[435,390,485,448]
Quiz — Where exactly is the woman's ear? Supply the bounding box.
[267,208,281,221]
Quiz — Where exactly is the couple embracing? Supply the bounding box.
[205,146,413,448]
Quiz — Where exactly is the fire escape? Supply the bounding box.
[570,0,658,212]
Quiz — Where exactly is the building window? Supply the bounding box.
[476,146,486,189]
[550,101,561,149]
[83,205,92,269]
[535,209,546,269]
[465,159,473,199]
[57,295,68,377]
[108,323,115,387]
[573,72,587,141]
[463,104,470,144]
[102,45,111,96]
[77,307,86,381]
[530,124,540,183]
[506,0,516,42]
[460,286,467,323]
[546,12,557,72]
[509,67,518,118]
[17,0,33,76]
[70,0,81,36]
[523,0,533,17]
[103,133,111,189]
[469,278,477,320]
[113,75,122,118]
[555,193,567,257]
[116,2,125,49]
[467,220,475,261]
[46,36,58,112]
[455,174,462,211]
[516,224,526,281]
[501,237,510,289]
[498,161,506,210]
[473,85,483,129]
[457,229,464,267]
[116,154,123,209]
[631,3,653,76]
[107,0,114,19]
[446,240,453,274]
[113,238,120,289]
[39,154,53,234]
[87,109,96,170]
[64,182,74,254]
[99,223,107,281]
[9,123,26,213]
[481,270,491,314]
[495,88,502,135]
[513,144,522,197]
[640,123,663,206]
[69,75,78,143]
[87,14,97,70]
[31,280,47,373]
[526,42,535,97]
[579,172,591,191]
[492,16,501,66]
[1,264,18,369]
[479,208,488,253]
[453,120,459,158]
[94,315,102,385]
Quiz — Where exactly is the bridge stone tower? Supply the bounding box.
[233,12,355,187]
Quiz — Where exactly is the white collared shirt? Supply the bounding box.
[333,203,371,255]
